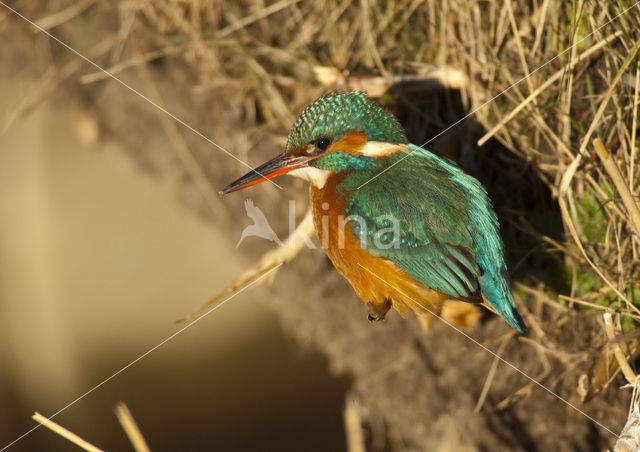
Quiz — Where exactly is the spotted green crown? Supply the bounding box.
[285,92,408,152]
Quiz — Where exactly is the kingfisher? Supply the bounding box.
[222,91,526,333]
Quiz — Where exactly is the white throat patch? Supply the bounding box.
[288,166,331,189]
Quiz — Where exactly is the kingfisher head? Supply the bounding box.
[221,91,408,194]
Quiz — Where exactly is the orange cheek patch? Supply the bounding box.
[289,146,308,157]
[328,131,368,155]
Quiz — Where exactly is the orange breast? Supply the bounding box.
[310,174,451,327]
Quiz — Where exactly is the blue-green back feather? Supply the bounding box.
[313,144,526,332]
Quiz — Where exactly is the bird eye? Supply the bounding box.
[313,138,331,152]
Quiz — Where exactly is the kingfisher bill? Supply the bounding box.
[222,92,527,333]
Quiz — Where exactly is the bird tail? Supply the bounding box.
[481,296,527,333]
[507,306,527,333]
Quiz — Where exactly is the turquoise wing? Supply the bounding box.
[341,150,481,302]
[339,144,526,332]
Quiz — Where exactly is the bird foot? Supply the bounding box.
[367,301,390,322]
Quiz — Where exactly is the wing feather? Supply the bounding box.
[340,151,482,302]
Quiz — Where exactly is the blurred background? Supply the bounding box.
[1,1,639,451]
[0,71,350,451]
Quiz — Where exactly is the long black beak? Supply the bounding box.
[220,153,311,195]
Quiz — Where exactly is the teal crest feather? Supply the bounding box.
[285,92,408,152]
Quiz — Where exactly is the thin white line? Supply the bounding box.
[0,1,283,190]
[0,264,283,451]
[356,1,640,190]
[357,262,619,438]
